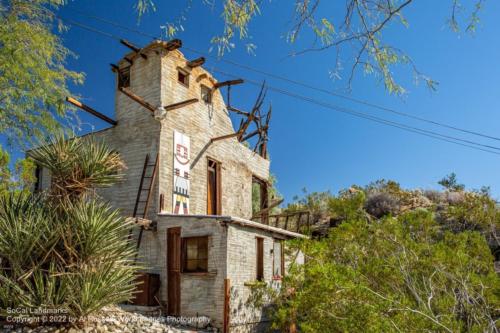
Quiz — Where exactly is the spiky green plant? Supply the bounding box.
[29,134,125,201]
[0,135,138,322]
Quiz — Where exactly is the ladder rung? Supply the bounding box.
[147,164,157,167]
[141,188,150,191]
[137,200,147,203]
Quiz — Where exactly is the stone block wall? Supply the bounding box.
[157,49,270,219]
[145,215,229,328]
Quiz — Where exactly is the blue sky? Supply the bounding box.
[28,0,500,201]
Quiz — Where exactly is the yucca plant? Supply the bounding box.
[0,134,139,322]
[29,134,125,201]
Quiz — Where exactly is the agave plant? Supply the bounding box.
[0,134,139,321]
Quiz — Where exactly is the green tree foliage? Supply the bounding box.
[140,0,483,94]
[439,172,466,191]
[268,213,498,332]
[0,135,138,321]
[0,0,84,196]
[0,146,36,195]
[255,179,499,332]
[0,0,83,147]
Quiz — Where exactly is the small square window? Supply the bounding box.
[182,236,208,273]
[201,85,212,104]
[118,66,130,88]
[177,69,189,87]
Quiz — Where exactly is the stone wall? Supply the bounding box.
[142,215,228,329]
[139,215,304,332]
[157,49,269,220]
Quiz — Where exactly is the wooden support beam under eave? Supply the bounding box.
[66,97,117,126]
[187,57,205,68]
[213,79,244,90]
[119,87,156,113]
[165,39,182,51]
[120,39,148,60]
[164,98,198,112]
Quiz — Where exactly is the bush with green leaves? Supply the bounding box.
[258,210,499,332]
[0,135,138,321]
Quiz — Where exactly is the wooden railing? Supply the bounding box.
[253,210,311,234]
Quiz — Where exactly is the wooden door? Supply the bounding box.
[207,159,221,215]
[167,227,181,316]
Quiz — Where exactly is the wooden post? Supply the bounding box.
[223,278,230,333]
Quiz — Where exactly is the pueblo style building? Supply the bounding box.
[35,40,306,332]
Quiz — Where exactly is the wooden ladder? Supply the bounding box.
[133,153,159,250]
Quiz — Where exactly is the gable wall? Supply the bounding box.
[157,50,269,219]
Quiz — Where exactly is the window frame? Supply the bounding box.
[256,237,264,281]
[272,239,285,280]
[207,158,222,215]
[181,236,209,274]
[118,66,131,89]
[177,68,190,87]
[200,84,212,104]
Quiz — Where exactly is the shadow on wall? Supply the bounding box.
[228,283,276,332]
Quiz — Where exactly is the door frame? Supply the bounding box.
[167,227,181,316]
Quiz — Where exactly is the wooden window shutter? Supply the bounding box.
[216,162,222,215]
[256,237,264,281]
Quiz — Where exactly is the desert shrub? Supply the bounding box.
[364,191,400,218]
[0,135,138,321]
[423,189,444,203]
[328,189,366,221]
[258,211,499,332]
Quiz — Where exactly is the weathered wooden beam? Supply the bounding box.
[124,57,133,65]
[237,111,257,141]
[227,106,250,117]
[124,217,156,230]
[164,98,198,112]
[165,38,182,51]
[120,39,147,59]
[240,128,261,142]
[223,278,230,333]
[211,132,240,143]
[66,97,117,126]
[187,57,205,68]
[119,87,156,113]
[252,198,284,220]
[213,79,244,90]
[110,63,119,72]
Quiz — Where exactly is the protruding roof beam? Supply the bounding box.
[120,39,148,60]
[213,79,244,90]
[164,98,199,112]
[110,63,119,72]
[119,87,156,113]
[165,39,182,51]
[211,132,241,143]
[187,57,205,68]
[66,97,117,126]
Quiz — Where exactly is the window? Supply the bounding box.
[177,68,189,87]
[182,236,208,273]
[33,165,42,192]
[201,85,212,104]
[207,159,221,215]
[256,237,264,281]
[118,66,130,88]
[252,177,269,223]
[273,239,284,279]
